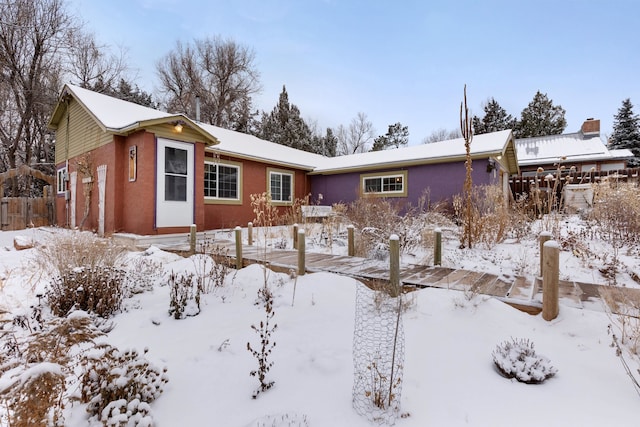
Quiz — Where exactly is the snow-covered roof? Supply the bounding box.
[49,84,518,173]
[516,132,633,166]
[49,84,219,145]
[310,130,517,174]
[200,123,326,170]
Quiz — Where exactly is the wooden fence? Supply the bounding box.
[0,165,56,231]
[510,168,640,206]
[0,195,54,230]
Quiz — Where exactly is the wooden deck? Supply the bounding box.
[231,243,640,317]
[119,234,640,317]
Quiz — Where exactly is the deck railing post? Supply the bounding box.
[234,226,243,270]
[434,228,442,266]
[293,223,299,250]
[298,229,306,276]
[389,234,400,297]
[542,240,560,321]
[247,222,253,246]
[539,231,552,277]
[189,224,197,254]
[347,225,355,257]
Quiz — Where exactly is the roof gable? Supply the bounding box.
[48,84,219,145]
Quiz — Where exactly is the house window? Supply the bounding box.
[56,167,67,194]
[361,171,407,196]
[269,170,293,203]
[204,162,239,200]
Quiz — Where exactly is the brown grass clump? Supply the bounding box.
[2,368,66,427]
[36,230,127,275]
[1,313,103,427]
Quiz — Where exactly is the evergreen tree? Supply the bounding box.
[259,86,319,153]
[472,98,516,135]
[609,98,640,167]
[319,128,337,157]
[97,79,157,108]
[515,91,567,138]
[371,122,409,151]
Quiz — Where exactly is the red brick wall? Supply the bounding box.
[56,131,208,235]
[203,154,310,230]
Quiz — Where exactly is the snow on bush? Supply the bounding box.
[492,338,557,384]
[80,345,168,426]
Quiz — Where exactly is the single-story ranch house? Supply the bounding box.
[49,84,519,236]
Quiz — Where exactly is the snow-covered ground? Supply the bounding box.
[1,221,640,426]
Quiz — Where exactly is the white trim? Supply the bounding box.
[204,160,240,201]
[156,138,194,228]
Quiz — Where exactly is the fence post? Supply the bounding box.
[539,231,552,277]
[389,234,400,298]
[234,226,243,270]
[189,224,197,254]
[247,222,253,246]
[542,240,560,321]
[347,225,355,257]
[298,229,306,276]
[293,223,299,250]
[434,228,442,266]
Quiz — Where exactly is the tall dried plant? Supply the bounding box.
[460,85,474,248]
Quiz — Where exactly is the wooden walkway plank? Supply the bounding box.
[151,237,639,316]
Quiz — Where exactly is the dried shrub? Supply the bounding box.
[453,185,514,249]
[80,344,168,426]
[601,287,640,355]
[168,271,200,319]
[35,230,126,278]
[0,312,103,427]
[194,241,232,294]
[46,265,126,318]
[1,367,66,427]
[589,181,640,245]
[344,194,455,262]
[123,256,163,295]
[492,338,557,384]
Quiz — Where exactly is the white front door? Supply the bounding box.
[156,138,194,228]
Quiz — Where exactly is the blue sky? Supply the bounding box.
[68,0,640,145]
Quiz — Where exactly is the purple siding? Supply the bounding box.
[310,158,497,208]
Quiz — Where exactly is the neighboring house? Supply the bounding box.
[49,84,519,236]
[516,118,634,175]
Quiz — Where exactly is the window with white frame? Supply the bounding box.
[362,172,406,195]
[204,162,239,200]
[56,167,67,194]
[269,170,293,202]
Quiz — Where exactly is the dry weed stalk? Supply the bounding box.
[460,84,474,249]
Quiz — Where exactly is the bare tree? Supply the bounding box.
[156,36,262,131]
[422,128,462,144]
[0,0,74,185]
[337,112,374,155]
[65,31,129,92]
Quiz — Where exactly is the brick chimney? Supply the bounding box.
[581,118,600,137]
